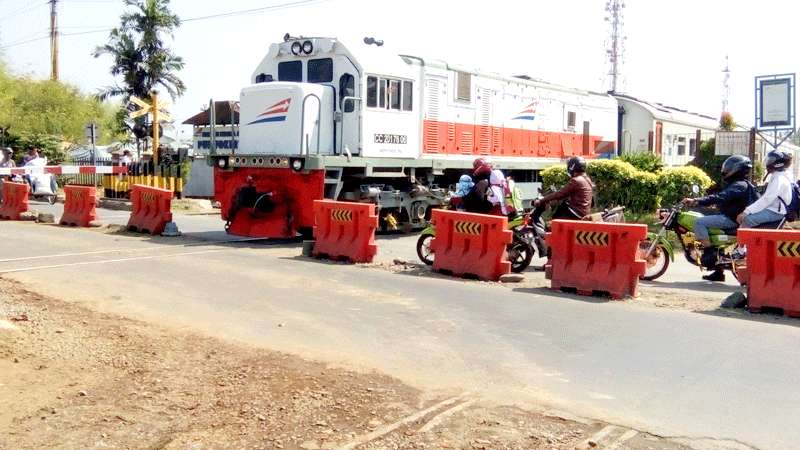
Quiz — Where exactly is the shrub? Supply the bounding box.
[619,152,664,173]
[540,159,711,214]
[658,166,713,207]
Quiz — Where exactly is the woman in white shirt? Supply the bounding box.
[738,150,794,227]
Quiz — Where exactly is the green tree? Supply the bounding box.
[94,0,185,102]
[0,64,122,164]
[719,112,735,131]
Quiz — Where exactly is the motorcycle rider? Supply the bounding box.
[462,158,494,214]
[533,156,593,220]
[682,155,757,282]
[737,150,794,228]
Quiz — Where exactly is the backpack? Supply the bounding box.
[779,180,800,222]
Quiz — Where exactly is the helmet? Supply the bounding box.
[472,157,492,178]
[720,155,752,180]
[765,150,791,172]
[566,156,587,176]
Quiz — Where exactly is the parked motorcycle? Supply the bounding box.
[10,173,58,205]
[416,212,535,273]
[638,185,786,281]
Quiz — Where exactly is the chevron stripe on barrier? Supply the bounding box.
[575,230,609,246]
[778,241,800,258]
[454,220,482,236]
[331,209,353,222]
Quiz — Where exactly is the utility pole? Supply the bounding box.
[49,0,59,81]
[605,0,625,93]
[152,90,160,164]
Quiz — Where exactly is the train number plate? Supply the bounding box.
[374,133,407,144]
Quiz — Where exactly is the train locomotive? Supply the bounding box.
[209,35,618,238]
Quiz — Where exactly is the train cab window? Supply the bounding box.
[389,80,401,110]
[367,76,378,107]
[402,81,413,111]
[278,61,302,82]
[456,71,471,102]
[308,58,333,83]
[339,73,355,112]
[366,75,414,112]
[379,79,387,108]
[255,73,273,83]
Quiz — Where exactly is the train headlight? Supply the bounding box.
[291,41,302,55]
[291,159,303,171]
[217,157,228,169]
[302,40,313,54]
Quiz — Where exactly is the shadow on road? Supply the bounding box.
[698,307,800,329]
[512,286,611,304]
[642,280,739,294]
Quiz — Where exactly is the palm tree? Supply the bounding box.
[94,0,185,102]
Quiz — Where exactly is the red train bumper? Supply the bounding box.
[214,167,324,238]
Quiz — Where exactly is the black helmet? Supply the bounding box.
[567,156,587,176]
[765,150,791,172]
[721,155,752,180]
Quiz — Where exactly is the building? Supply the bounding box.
[614,94,718,167]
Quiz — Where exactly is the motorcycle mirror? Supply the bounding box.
[692,184,700,195]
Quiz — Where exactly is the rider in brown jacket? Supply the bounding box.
[534,156,593,220]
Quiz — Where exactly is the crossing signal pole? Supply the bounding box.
[49,0,59,81]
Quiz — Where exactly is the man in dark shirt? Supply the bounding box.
[682,155,755,247]
[682,155,756,281]
[534,156,593,220]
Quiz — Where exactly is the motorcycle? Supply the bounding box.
[527,201,626,258]
[638,185,786,281]
[416,211,535,273]
[9,172,58,205]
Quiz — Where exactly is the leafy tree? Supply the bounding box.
[94,0,185,102]
[719,112,735,131]
[0,64,122,164]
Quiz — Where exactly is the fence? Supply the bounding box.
[67,158,184,199]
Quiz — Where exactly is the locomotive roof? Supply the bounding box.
[398,54,611,98]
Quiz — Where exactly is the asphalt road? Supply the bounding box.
[1,202,793,449]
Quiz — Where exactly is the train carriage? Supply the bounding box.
[210,36,618,238]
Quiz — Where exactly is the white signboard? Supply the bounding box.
[757,74,795,130]
[715,131,750,156]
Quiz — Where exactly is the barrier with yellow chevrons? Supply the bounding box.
[738,229,800,317]
[313,200,378,263]
[60,185,97,227]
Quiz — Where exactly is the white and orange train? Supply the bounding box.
[209,35,618,238]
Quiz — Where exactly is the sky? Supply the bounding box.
[0,0,797,139]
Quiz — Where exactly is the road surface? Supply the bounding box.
[1,202,793,449]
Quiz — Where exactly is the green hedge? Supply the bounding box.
[540,159,713,213]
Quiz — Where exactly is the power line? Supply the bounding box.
[0,0,49,22]
[182,0,325,22]
[0,0,330,50]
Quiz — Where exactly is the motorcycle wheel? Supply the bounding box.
[639,240,670,281]
[416,233,435,266]
[508,241,534,273]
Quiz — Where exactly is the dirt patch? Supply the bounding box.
[0,278,686,449]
